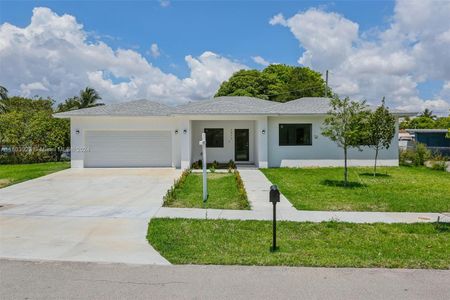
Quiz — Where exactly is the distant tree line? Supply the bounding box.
[0,85,102,164]
[400,108,450,130]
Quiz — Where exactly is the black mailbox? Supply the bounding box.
[269,185,280,252]
[269,185,280,203]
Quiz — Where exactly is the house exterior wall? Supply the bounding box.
[69,114,400,169]
[191,120,255,164]
[267,115,399,167]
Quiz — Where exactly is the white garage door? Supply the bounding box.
[84,131,172,168]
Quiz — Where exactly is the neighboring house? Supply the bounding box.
[406,129,450,156]
[55,96,413,169]
[398,131,413,150]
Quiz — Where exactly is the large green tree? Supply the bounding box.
[57,87,103,112]
[365,98,396,176]
[27,111,70,161]
[215,64,330,102]
[322,96,370,184]
[0,96,69,162]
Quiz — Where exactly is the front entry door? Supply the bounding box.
[235,129,249,161]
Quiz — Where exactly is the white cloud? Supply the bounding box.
[270,0,450,114]
[150,43,160,58]
[20,81,49,97]
[269,13,287,26]
[252,55,270,66]
[159,0,170,8]
[0,7,247,105]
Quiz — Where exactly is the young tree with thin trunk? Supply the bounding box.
[365,98,396,176]
[322,96,369,185]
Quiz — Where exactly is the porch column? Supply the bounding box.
[256,117,268,168]
[180,119,192,170]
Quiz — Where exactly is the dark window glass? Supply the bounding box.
[279,124,312,146]
[204,128,224,148]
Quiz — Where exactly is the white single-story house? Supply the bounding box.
[55,96,414,169]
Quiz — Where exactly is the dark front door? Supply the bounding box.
[235,129,249,161]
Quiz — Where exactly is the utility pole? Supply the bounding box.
[325,70,329,98]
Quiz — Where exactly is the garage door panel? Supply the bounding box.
[84,131,172,168]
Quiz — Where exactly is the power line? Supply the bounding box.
[258,83,328,97]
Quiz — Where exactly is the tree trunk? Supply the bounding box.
[344,147,348,185]
[374,147,379,176]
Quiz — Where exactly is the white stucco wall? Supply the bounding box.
[267,115,399,167]
[68,114,400,169]
[70,116,185,168]
[191,120,255,164]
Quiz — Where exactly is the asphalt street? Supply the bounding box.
[1,259,449,299]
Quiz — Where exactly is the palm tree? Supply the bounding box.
[57,97,81,112]
[56,87,103,112]
[78,87,103,108]
[420,108,436,120]
[0,85,8,113]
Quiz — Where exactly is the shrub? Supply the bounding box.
[228,159,236,169]
[0,151,61,165]
[192,160,237,170]
[163,169,191,206]
[234,170,249,207]
[415,143,431,166]
[399,149,415,166]
[399,143,431,166]
[429,154,447,171]
[191,160,202,169]
[211,160,219,169]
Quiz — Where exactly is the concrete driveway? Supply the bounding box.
[0,168,181,264]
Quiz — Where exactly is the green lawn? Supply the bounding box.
[0,162,70,188]
[147,218,450,269]
[163,172,250,210]
[261,166,450,212]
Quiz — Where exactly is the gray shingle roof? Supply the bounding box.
[174,96,281,115]
[54,96,416,117]
[269,97,331,115]
[54,99,174,117]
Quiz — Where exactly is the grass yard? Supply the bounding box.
[0,162,70,188]
[147,218,450,269]
[163,172,250,210]
[261,166,450,212]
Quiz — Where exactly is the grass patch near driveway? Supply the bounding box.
[163,171,250,210]
[0,162,69,188]
[147,218,450,269]
[261,166,450,212]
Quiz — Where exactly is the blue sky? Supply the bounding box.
[1,1,394,76]
[0,0,449,113]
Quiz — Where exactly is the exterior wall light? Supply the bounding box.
[75,129,80,135]
[175,129,179,134]
[261,129,266,134]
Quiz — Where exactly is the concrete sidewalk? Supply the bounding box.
[154,169,449,224]
[154,207,447,223]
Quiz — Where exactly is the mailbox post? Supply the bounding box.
[269,185,280,252]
